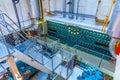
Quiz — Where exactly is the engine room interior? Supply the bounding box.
[0,0,120,80]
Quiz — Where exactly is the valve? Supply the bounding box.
[115,42,120,56]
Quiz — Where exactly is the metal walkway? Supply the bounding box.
[0,11,75,79]
[11,37,75,79]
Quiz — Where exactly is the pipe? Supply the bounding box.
[68,0,75,19]
[102,0,116,32]
[53,11,95,18]
[7,57,23,80]
[109,38,117,58]
[107,0,120,58]
[76,0,80,19]
[107,0,120,39]
[12,0,21,29]
[63,0,66,18]
[39,0,44,20]
[18,1,24,27]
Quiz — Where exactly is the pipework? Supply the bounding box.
[108,0,120,58]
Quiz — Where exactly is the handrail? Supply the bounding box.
[0,10,28,35]
[0,23,11,56]
[0,22,27,40]
[0,11,61,70]
[73,45,112,59]
[3,13,28,35]
[27,55,43,65]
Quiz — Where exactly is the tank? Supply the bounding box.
[107,0,120,58]
[107,0,120,39]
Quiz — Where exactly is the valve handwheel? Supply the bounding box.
[115,42,120,56]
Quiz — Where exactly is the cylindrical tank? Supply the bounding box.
[109,38,118,58]
[29,0,40,18]
[108,0,120,58]
[107,0,120,39]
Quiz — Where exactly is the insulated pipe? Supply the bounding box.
[39,0,44,20]
[108,0,120,58]
[107,0,120,39]
[109,38,117,58]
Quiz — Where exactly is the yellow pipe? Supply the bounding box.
[102,0,116,32]
[39,0,44,20]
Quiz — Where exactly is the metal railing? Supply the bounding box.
[0,10,28,59]
[73,45,115,72]
[0,10,75,79]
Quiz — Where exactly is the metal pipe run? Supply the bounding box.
[63,0,67,18]
[109,38,117,58]
[68,0,75,19]
[39,0,44,20]
[52,11,95,18]
[76,0,80,19]
[12,0,21,29]
[107,0,120,39]
[107,0,120,58]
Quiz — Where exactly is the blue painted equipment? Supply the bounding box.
[77,66,104,80]
[7,61,38,80]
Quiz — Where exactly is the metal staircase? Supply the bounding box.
[0,11,75,79]
[0,11,50,73]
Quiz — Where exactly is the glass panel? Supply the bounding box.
[52,52,62,70]
[73,45,115,74]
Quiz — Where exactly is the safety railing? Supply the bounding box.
[0,10,27,35]
[15,36,75,79]
[73,45,115,73]
[0,10,29,60]
[0,10,75,79]
[55,48,75,79]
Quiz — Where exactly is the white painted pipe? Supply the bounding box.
[107,0,120,39]
[109,38,117,58]
[114,55,120,80]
